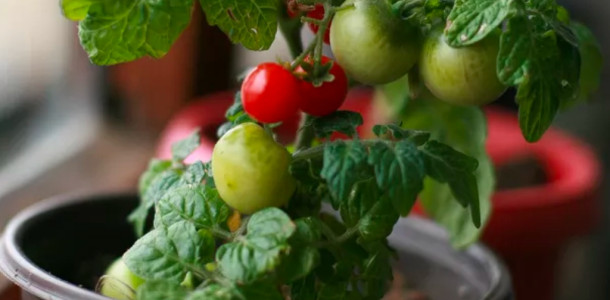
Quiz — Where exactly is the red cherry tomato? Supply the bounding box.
[307,4,330,44]
[241,63,302,123]
[296,56,348,117]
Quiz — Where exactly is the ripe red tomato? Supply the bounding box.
[241,63,301,123]
[307,4,330,44]
[296,56,348,116]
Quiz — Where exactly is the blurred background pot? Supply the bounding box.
[483,108,601,300]
[0,193,513,300]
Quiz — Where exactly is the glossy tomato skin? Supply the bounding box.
[212,123,296,214]
[307,4,331,44]
[241,63,301,123]
[296,56,348,116]
[420,29,506,105]
[330,0,420,85]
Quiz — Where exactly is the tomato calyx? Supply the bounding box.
[295,56,348,117]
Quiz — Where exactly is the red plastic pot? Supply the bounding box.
[157,91,600,300]
[483,108,601,300]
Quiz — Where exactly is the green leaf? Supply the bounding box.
[130,166,183,236]
[78,0,194,65]
[276,218,321,283]
[138,159,174,197]
[399,98,493,248]
[187,285,234,300]
[172,130,201,162]
[497,15,554,86]
[360,246,393,299]
[136,280,187,300]
[157,185,231,232]
[61,0,94,21]
[571,22,603,102]
[309,111,364,139]
[217,208,296,284]
[320,140,369,205]
[497,15,579,141]
[199,0,277,51]
[358,196,399,241]
[446,0,514,47]
[180,161,208,186]
[367,140,425,215]
[421,140,480,226]
[124,221,213,282]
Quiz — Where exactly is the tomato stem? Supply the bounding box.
[295,114,316,150]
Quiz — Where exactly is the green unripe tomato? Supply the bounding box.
[330,0,420,85]
[420,29,506,105]
[212,123,296,214]
[100,258,144,300]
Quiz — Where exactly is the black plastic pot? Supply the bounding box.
[0,193,513,300]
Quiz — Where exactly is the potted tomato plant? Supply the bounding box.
[0,0,602,299]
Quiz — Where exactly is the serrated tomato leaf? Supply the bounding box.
[216,208,295,284]
[358,196,399,241]
[400,99,493,247]
[157,185,231,232]
[367,140,425,215]
[276,218,321,283]
[498,14,581,141]
[320,140,369,206]
[130,166,183,236]
[446,0,513,47]
[172,130,201,162]
[78,0,194,65]
[421,140,480,227]
[124,221,212,282]
[199,0,277,51]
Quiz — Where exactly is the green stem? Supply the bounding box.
[295,114,316,150]
[290,41,317,71]
[211,227,233,241]
[335,226,359,243]
[312,1,333,79]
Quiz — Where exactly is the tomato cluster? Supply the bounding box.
[328,0,505,105]
[241,56,348,123]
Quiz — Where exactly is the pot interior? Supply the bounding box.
[14,195,142,291]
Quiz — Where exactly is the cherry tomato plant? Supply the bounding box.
[62,0,601,299]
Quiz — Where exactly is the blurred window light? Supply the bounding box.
[0,0,101,199]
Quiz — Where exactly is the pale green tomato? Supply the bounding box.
[100,258,144,300]
[330,0,420,85]
[212,123,296,214]
[420,29,507,105]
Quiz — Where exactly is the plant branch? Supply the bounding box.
[295,114,316,150]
